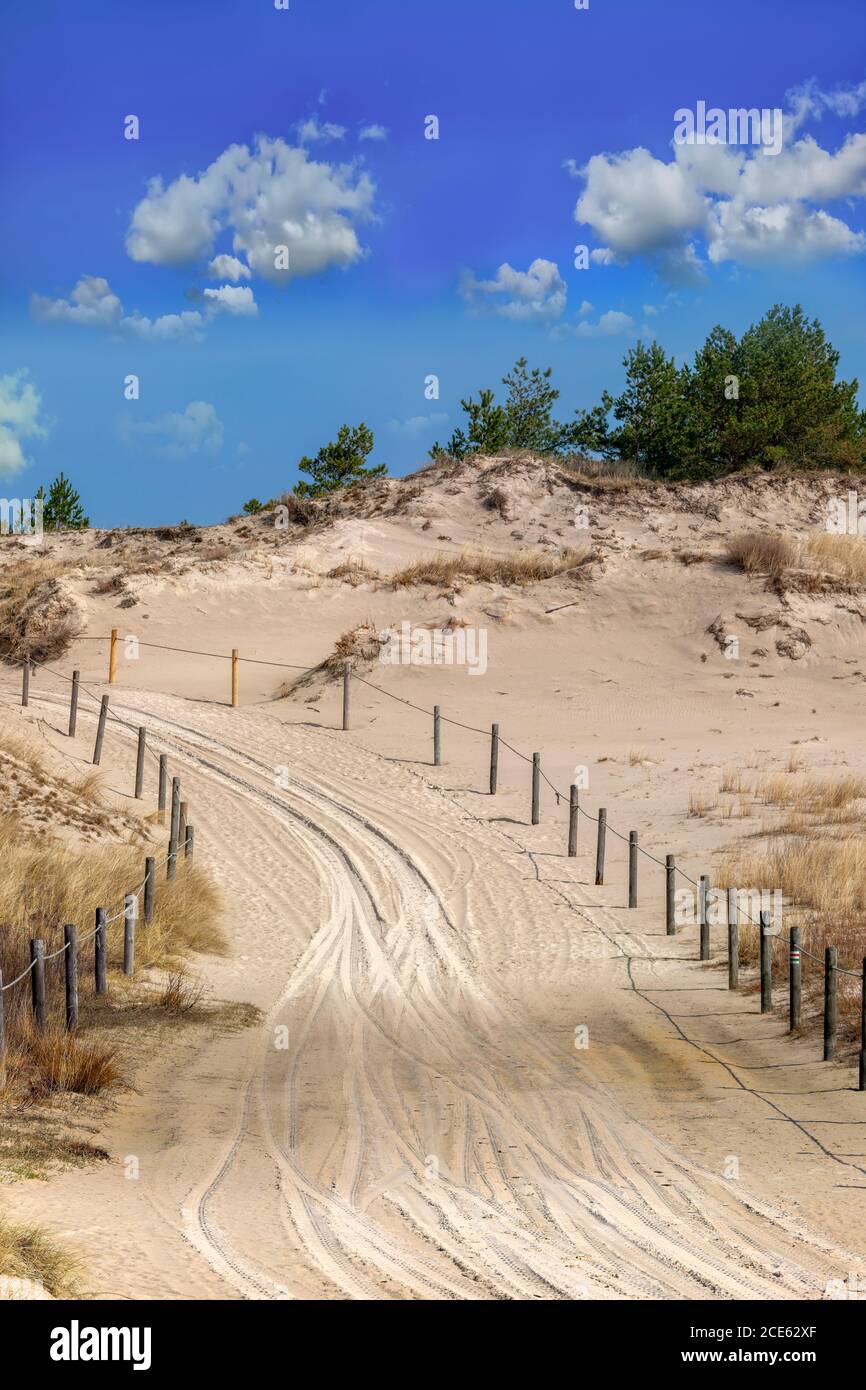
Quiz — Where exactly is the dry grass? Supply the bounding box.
[688,790,716,818]
[724,532,797,579]
[726,530,866,591]
[719,767,746,794]
[156,970,205,1015]
[753,771,866,815]
[803,533,866,584]
[326,558,379,586]
[390,545,592,588]
[0,1212,80,1297]
[628,747,650,766]
[0,558,83,662]
[0,817,223,1102]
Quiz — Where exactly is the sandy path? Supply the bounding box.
[9,687,866,1300]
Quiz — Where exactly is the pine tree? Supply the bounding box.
[37,473,89,530]
[294,424,386,497]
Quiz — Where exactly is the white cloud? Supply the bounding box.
[573,309,636,339]
[0,371,48,478]
[573,87,866,278]
[119,401,223,459]
[296,116,346,144]
[577,299,593,316]
[207,253,251,281]
[31,275,122,329]
[125,136,375,283]
[359,124,388,141]
[384,413,448,438]
[460,257,567,321]
[32,274,258,341]
[202,284,259,317]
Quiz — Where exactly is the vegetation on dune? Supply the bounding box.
[429,306,865,479]
[294,422,387,498]
[36,473,89,531]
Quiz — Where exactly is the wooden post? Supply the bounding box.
[168,777,180,879]
[595,809,607,886]
[109,628,118,684]
[185,824,195,860]
[30,938,45,1031]
[123,895,136,976]
[489,724,499,795]
[824,946,837,1061]
[699,875,710,960]
[92,694,109,764]
[158,754,168,824]
[760,909,773,1013]
[144,857,155,925]
[342,664,350,730]
[95,908,107,995]
[859,958,866,1093]
[727,887,739,990]
[665,855,676,934]
[433,706,441,767]
[568,786,578,858]
[789,926,801,1031]
[68,669,80,736]
[134,727,146,798]
[628,832,638,908]
[21,654,30,707]
[63,924,78,1031]
[0,970,5,1091]
[531,753,540,826]
[179,800,188,843]
[231,648,239,708]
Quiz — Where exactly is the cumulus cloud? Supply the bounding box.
[384,413,448,438]
[125,135,375,283]
[359,124,388,141]
[31,275,122,329]
[119,401,224,459]
[0,371,48,478]
[296,116,346,144]
[573,310,636,339]
[573,84,866,278]
[32,275,258,341]
[202,284,258,317]
[460,257,567,321]
[207,253,251,281]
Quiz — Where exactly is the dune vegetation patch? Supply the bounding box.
[389,545,593,588]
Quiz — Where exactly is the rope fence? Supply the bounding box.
[4,628,865,1094]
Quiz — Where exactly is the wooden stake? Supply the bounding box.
[489,724,499,795]
[21,655,30,707]
[760,909,773,1013]
[568,786,578,858]
[789,926,801,1031]
[92,694,109,765]
[665,855,676,935]
[134,727,146,799]
[185,824,194,860]
[30,939,45,1031]
[628,831,638,908]
[64,924,78,1031]
[123,895,136,976]
[109,628,118,684]
[95,908,107,995]
[824,945,837,1061]
[595,809,607,886]
[531,753,540,825]
[727,887,739,989]
[699,875,710,961]
[68,669,80,736]
[231,648,239,708]
[144,857,155,925]
[158,754,168,824]
[342,664,350,730]
[433,706,441,767]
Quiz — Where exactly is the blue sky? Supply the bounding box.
[1,0,865,525]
